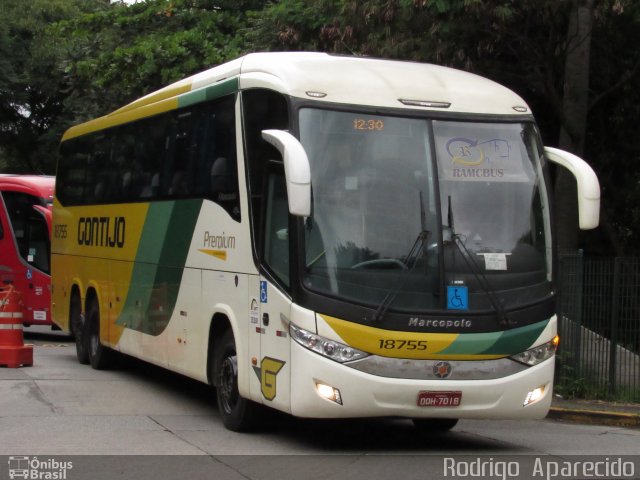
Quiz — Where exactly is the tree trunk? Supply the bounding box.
[555,0,594,252]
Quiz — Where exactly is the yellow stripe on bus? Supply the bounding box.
[62,96,180,141]
[110,79,192,117]
[319,314,505,360]
[198,249,227,260]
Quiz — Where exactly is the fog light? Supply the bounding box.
[523,385,545,406]
[316,382,343,405]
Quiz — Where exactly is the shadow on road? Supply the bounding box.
[21,328,516,453]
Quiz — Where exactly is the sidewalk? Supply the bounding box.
[547,395,640,428]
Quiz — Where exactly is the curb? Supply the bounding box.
[547,407,640,429]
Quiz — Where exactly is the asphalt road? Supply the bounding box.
[0,327,637,480]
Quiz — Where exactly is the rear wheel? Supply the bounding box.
[71,292,89,365]
[87,300,113,370]
[214,329,258,432]
[412,418,459,433]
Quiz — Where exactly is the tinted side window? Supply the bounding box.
[242,89,289,258]
[57,137,90,206]
[56,94,240,220]
[263,168,290,287]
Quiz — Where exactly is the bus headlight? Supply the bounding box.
[290,323,369,363]
[509,336,559,366]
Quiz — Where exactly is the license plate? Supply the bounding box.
[417,391,462,407]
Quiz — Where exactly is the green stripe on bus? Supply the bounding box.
[436,330,502,355]
[137,203,174,263]
[438,319,549,356]
[480,319,548,355]
[116,200,203,336]
[178,78,239,109]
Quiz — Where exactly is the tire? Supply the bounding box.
[214,329,258,432]
[71,292,89,365]
[87,300,113,370]
[412,418,459,433]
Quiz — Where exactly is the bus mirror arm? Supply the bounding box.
[262,130,312,217]
[544,146,601,230]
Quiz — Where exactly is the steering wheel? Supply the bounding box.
[351,258,408,270]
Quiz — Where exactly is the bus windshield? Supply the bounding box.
[298,108,551,313]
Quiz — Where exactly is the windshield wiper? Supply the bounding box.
[371,192,430,323]
[446,196,513,328]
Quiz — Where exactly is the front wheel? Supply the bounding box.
[214,329,258,432]
[412,418,459,433]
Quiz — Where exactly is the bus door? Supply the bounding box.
[252,165,292,412]
[0,200,17,285]
[0,192,51,325]
[24,205,52,325]
[254,277,291,412]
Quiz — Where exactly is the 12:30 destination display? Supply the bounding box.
[353,118,385,131]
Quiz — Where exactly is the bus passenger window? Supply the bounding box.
[58,93,239,214]
[198,96,239,220]
[210,157,228,191]
[169,170,189,195]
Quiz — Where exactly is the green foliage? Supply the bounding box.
[554,349,639,402]
[554,350,603,400]
[45,0,258,126]
[49,0,253,114]
[2,0,261,174]
[0,0,105,173]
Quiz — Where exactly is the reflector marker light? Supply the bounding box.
[306,91,327,98]
[399,99,451,108]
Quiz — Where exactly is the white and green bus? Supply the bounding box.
[52,52,600,432]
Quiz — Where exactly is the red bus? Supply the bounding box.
[0,175,54,326]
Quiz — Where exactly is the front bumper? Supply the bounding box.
[290,341,553,419]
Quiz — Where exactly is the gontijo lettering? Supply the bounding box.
[77,216,125,248]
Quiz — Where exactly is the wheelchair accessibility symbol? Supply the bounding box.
[447,285,468,310]
[260,281,268,303]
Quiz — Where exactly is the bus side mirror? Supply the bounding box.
[544,146,600,230]
[261,129,311,217]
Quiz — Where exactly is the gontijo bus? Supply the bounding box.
[0,174,53,326]
[52,52,600,432]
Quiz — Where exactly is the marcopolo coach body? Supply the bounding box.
[51,52,599,431]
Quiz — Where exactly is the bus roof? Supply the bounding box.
[0,175,55,199]
[62,52,532,141]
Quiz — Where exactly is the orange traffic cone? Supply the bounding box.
[0,284,33,367]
